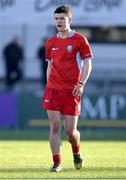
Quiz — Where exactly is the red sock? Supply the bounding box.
[72,145,80,154]
[53,154,61,165]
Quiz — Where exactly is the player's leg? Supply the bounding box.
[47,110,62,172]
[64,115,83,170]
[64,115,80,145]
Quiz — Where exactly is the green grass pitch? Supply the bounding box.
[0,130,126,179]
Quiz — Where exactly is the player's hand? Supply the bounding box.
[72,83,84,97]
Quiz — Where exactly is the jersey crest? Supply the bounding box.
[67,45,72,52]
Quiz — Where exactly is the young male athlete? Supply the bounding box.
[42,5,93,172]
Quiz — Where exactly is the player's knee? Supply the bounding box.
[50,119,60,134]
[66,129,76,141]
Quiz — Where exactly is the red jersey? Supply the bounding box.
[46,31,93,91]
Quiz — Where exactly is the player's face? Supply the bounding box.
[54,13,71,32]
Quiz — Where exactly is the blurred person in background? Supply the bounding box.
[37,37,48,88]
[3,36,24,90]
[42,5,93,172]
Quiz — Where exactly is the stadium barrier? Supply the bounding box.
[0,92,126,128]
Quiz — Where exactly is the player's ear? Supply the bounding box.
[69,17,72,24]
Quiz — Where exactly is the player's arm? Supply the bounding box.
[80,58,92,86]
[72,58,92,97]
[45,39,52,81]
[46,60,52,81]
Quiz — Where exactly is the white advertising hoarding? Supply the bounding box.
[0,0,126,26]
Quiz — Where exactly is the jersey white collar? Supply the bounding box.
[57,30,75,38]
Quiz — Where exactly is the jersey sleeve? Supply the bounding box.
[79,36,93,60]
[45,39,51,61]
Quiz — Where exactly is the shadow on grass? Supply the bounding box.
[0,129,126,141]
[0,166,126,173]
[64,166,126,172]
[0,167,47,173]
[0,167,126,179]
